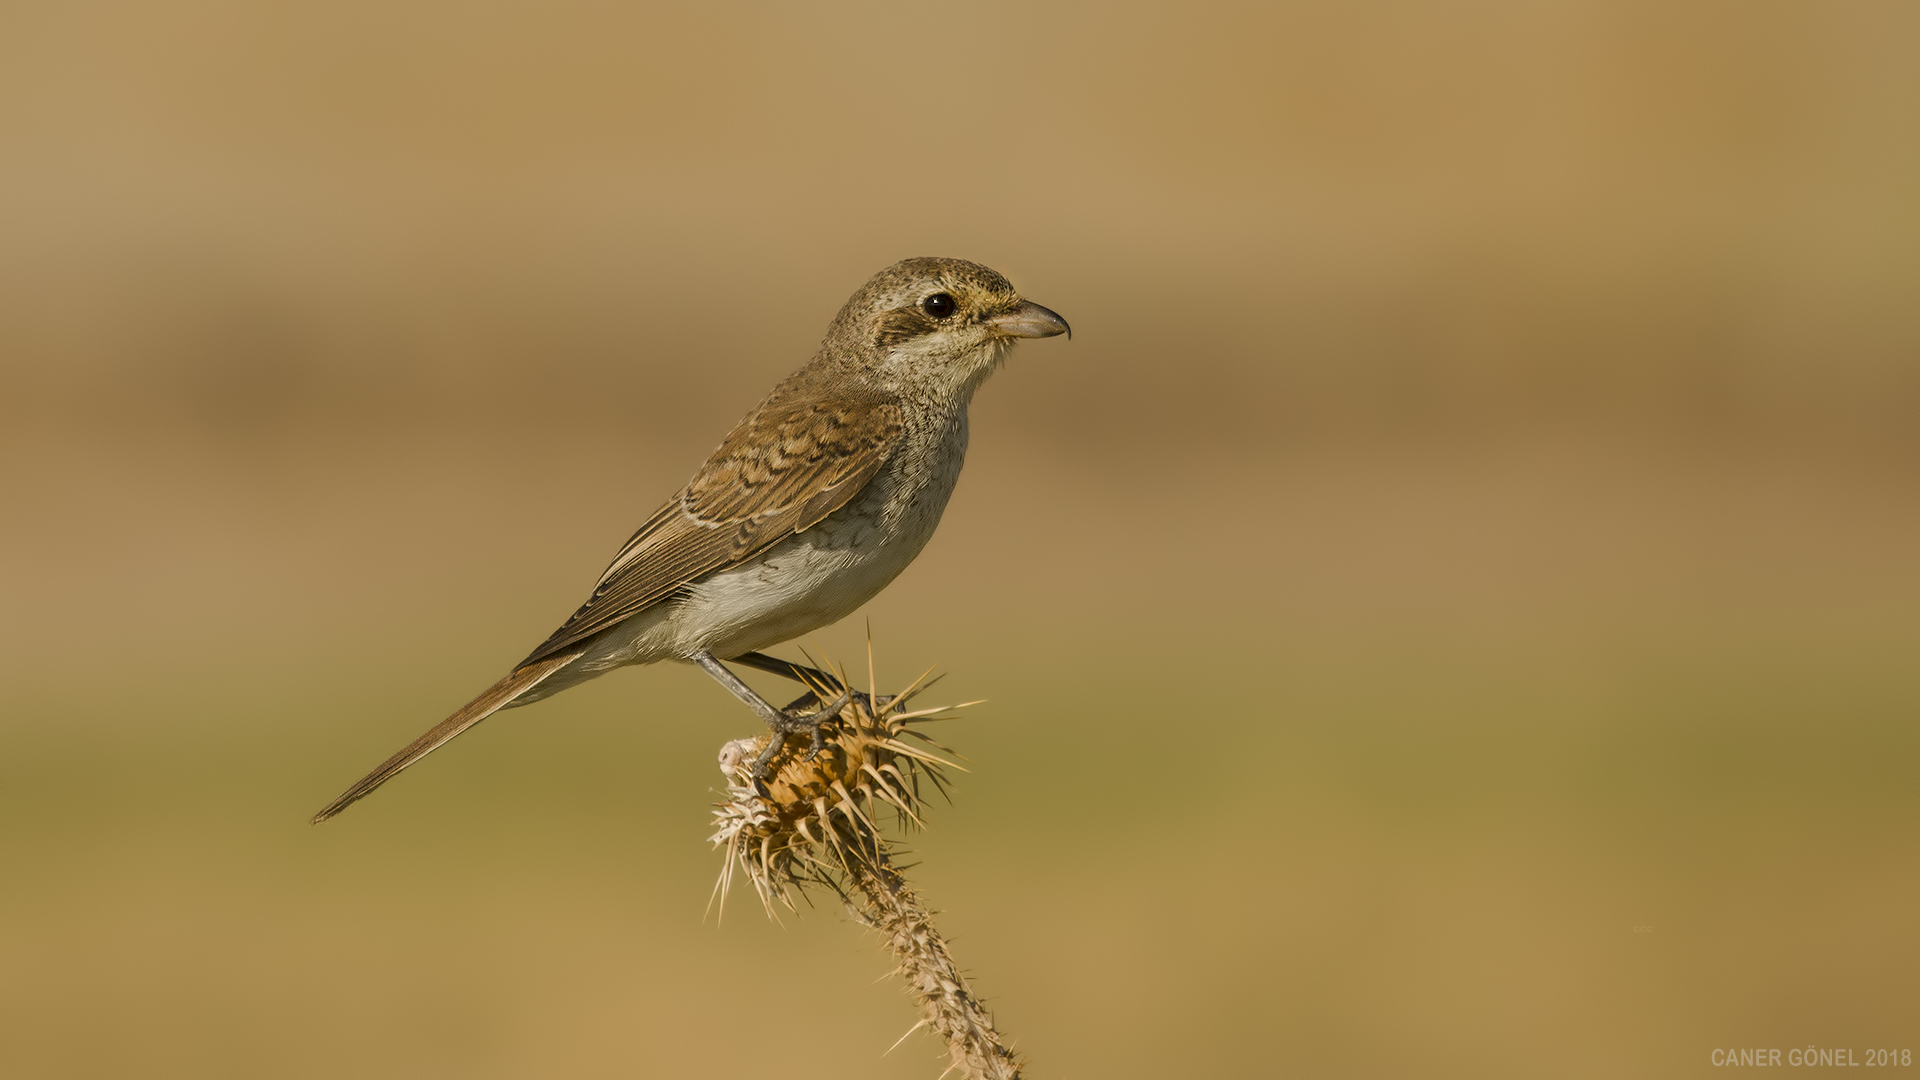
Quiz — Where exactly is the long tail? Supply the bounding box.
[310,651,583,824]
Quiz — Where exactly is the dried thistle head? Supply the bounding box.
[705,657,1023,1080]
[708,664,966,919]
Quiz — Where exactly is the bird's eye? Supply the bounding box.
[921,292,957,319]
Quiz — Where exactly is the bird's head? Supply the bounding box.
[824,257,1069,399]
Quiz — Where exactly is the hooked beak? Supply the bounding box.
[986,300,1071,340]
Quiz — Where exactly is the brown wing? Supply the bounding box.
[517,389,903,666]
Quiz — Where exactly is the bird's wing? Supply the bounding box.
[517,390,904,666]
[312,387,901,824]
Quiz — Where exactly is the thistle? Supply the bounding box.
[708,654,1023,1080]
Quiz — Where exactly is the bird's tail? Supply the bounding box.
[310,651,584,824]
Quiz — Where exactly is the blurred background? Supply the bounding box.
[1,1,1916,1076]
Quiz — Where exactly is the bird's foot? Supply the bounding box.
[746,684,907,781]
[748,684,853,780]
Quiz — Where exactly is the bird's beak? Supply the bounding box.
[986,300,1071,340]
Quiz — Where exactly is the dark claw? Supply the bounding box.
[740,680,909,782]
[748,684,853,779]
[776,684,852,735]
[748,733,787,782]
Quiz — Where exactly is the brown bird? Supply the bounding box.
[312,257,1069,822]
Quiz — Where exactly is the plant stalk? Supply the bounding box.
[847,845,1022,1080]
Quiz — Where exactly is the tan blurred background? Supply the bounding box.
[2,1,1917,1076]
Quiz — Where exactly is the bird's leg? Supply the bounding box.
[729,651,897,717]
[691,651,853,778]
[729,651,831,685]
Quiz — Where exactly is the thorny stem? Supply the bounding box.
[707,656,1023,1078]
[846,845,1022,1080]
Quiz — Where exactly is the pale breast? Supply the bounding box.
[659,408,969,659]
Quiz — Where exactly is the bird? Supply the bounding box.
[312,256,1069,823]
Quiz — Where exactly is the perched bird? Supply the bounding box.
[312,257,1069,822]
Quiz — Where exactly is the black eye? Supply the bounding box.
[921,292,956,319]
